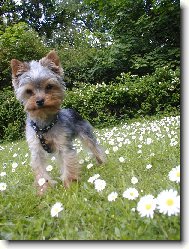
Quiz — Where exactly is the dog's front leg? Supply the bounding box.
[58,147,80,188]
[30,149,55,195]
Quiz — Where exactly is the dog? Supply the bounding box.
[10,50,106,195]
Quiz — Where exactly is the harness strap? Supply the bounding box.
[30,114,58,153]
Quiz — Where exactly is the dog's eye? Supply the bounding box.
[46,84,53,90]
[26,89,33,95]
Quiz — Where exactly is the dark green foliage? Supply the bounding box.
[83,0,180,78]
[0,0,180,86]
[0,22,48,89]
[63,67,180,127]
[0,86,25,142]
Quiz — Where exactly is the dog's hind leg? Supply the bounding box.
[77,121,106,164]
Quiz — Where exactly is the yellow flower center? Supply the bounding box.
[176,172,180,177]
[130,192,134,196]
[145,204,152,210]
[166,199,174,206]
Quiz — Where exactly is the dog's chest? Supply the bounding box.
[41,129,67,152]
[27,125,67,153]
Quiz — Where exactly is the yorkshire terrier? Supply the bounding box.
[10,50,106,195]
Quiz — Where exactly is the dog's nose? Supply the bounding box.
[36,99,44,107]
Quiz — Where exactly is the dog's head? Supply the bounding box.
[10,51,65,119]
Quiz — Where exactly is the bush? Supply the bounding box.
[0,67,180,142]
[0,22,48,89]
[0,87,25,142]
[63,66,180,127]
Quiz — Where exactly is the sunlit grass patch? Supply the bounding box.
[0,115,180,240]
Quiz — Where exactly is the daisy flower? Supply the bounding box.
[38,178,46,186]
[0,172,6,177]
[0,182,7,191]
[113,146,118,152]
[51,202,64,217]
[123,188,139,200]
[108,192,118,202]
[88,174,100,183]
[156,189,180,216]
[87,163,93,169]
[146,164,152,169]
[137,195,157,219]
[46,165,53,172]
[146,138,152,145]
[119,157,125,163]
[94,179,106,192]
[79,159,84,165]
[105,149,110,155]
[131,176,138,184]
[168,165,180,183]
[85,156,90,162]
[12,162,18,169]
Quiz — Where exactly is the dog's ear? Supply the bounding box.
[40,50,63,75]
[10,59,30,89]
[11,59,29,77]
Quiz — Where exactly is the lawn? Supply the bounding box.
[0,115,180,240]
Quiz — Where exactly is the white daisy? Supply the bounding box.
[38,178,46,186]
[123,188,139,200]
[105,149,110,155]
[12,162,18,169]
[13,153,18,158]
[0,172,6,177]
[85,156,90,162]
[146,138,153,145]
[168,165,180,183]
[119,157,125,163]
[156,189,180,216]
[108,192,118,202]
[79,159,84,164]
[51,202,64,217]
[118,142,123,147]
[113,146,118,152]
[94,179,106,192]
[87,163,93,169]
[109,139,115,145]
[46,165,53,172]
[146,164,152,169]
[131,176,138,184]
[0,182,7,191]
[137,195,157,218]
[88,174,100,183]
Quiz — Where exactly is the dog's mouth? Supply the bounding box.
[25,99,62,111]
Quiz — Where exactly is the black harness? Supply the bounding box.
[30,114,59,153]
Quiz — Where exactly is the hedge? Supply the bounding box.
[0,66,180,142]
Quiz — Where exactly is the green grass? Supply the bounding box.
[0,115,180,240]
